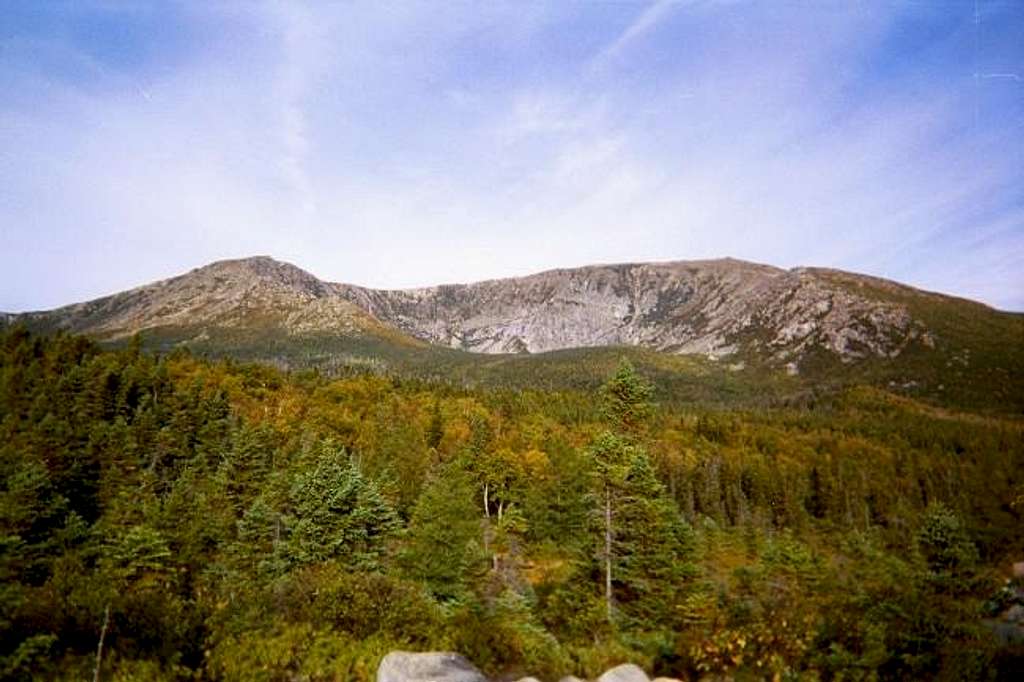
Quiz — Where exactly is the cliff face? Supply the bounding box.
[336,259,931,363]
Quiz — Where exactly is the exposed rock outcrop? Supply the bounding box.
[337,259,931,361]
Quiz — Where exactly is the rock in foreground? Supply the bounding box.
[596,663,650,682]
[378,651,488,682]
[377,651,671,682]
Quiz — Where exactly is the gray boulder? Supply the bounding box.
[378,651,488,682]
[597,663,650,682]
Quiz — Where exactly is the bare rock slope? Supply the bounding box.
[337,259,933,363]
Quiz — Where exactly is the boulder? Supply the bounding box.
[988,620,1024,646]
[378,651,488,682]
[597,663,650,682]
[558,677,585,682]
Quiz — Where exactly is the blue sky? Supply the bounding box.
[1,1,1022,311]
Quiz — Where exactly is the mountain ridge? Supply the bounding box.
[2,255,1012,358]
[8,257,901,355]
[4,254,1022,414]
[8,254,1002,314]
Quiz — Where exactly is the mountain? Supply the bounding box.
[5,255,1022,411]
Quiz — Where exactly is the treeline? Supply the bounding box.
[1,328,1022,680]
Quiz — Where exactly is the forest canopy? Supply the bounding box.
[1,328,1022,680]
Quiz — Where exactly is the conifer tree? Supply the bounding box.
[588,361,692,624]
[287,445,399,571]
[400,466,486,601]
[916,504,979,594]
[599,360,654,437]
[426,398,444,451]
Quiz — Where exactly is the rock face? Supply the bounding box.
[596,663,651,682]
[7,255,958,365]
[377,651,487,682]
[337,260,930,361]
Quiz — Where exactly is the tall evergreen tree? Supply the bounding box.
[588,363,692,624]
[399,465,486,602]
[599,360,654,437]
[287,445,399,571]
[587,432,694,624]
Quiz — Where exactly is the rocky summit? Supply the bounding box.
[13,257,383,340]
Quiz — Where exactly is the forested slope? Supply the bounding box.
[1,328,1022,680]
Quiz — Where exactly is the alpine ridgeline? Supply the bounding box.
[6,256,1022,410]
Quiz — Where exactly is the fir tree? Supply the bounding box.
[287,444,399,571]
[399,465,486,601]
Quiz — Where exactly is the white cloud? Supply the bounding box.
[1,1,1021,311]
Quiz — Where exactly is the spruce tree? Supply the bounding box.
[287,445,399,571]
[588,361,692,624]
[399,465,486,602]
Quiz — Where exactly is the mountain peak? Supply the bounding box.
[194,256,322,287]
[17,255,372,340]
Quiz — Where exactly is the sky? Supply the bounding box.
[1,1,1023,312]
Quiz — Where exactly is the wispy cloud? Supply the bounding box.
[272,2,322,217]
[589,0,686,71]
[1,1,1022,310]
